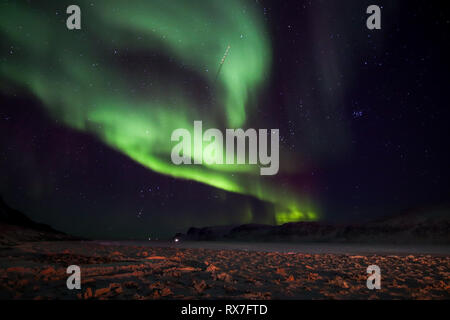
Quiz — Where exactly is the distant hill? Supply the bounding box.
[176,205,450,244]
[0,196,80,245]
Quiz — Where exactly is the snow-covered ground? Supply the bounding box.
[1,241,449,299]
[96,240,450,256]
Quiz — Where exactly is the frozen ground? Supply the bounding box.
[98,240,450,255]
[0,240,449,299]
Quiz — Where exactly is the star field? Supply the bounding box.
[0,0,449,238]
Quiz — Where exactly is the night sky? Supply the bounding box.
[0,0,449,239]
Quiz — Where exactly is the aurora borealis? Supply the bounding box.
[0,0,317,224]
[0,1,449,239]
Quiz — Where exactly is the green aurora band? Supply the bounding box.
[0,0,318,224]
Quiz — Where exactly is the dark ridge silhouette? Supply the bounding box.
[177,205,450,244]
[0,196,80,245]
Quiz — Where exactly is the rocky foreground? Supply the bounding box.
[0,241,449,300]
